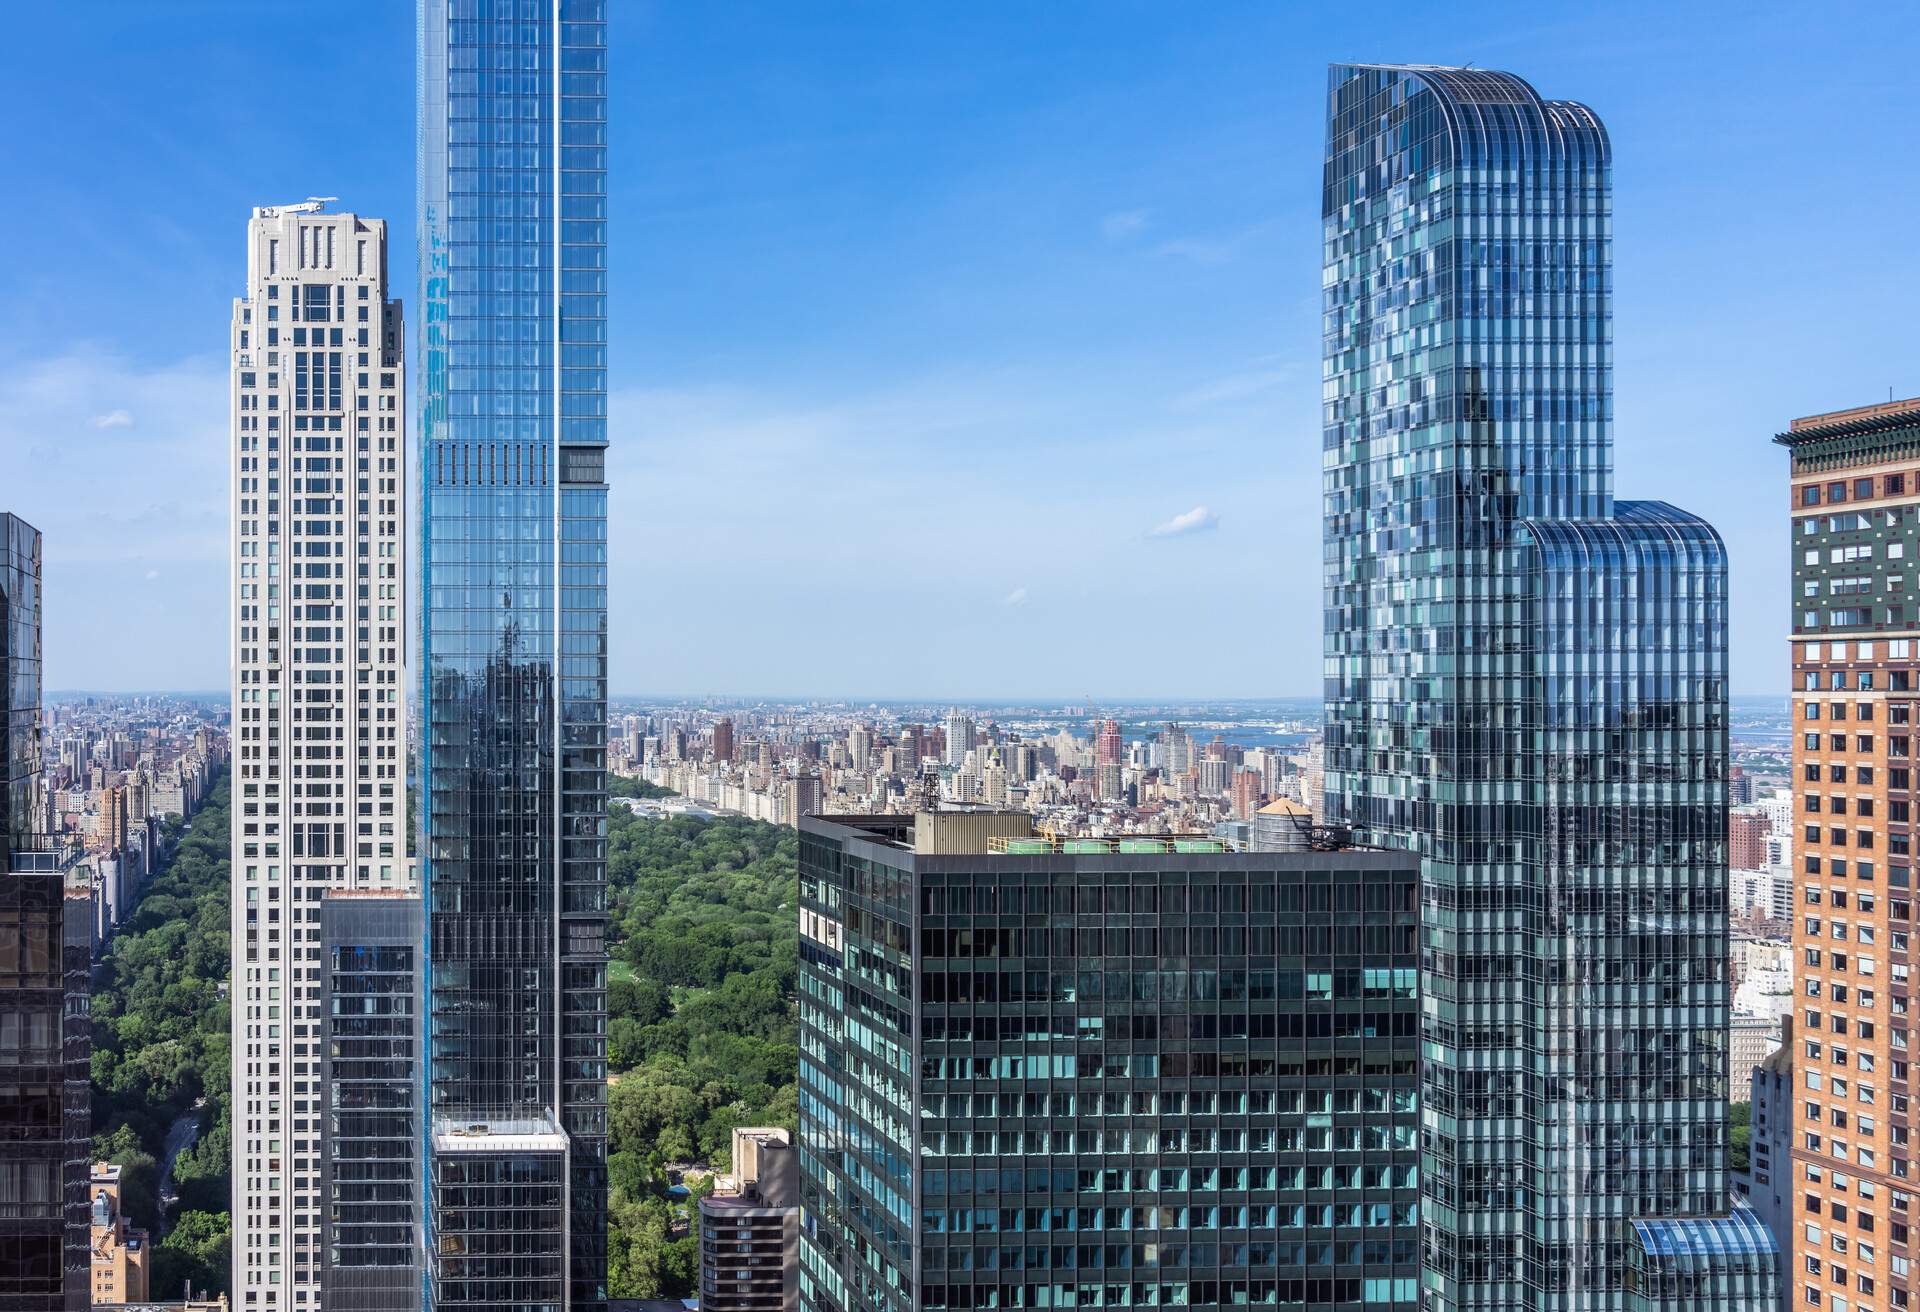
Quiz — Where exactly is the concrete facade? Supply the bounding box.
[227,203,407,1311]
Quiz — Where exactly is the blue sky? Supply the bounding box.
[3,2,1915,698]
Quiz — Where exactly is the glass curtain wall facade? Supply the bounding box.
[795,814,1424,1312]
[1321,64,1776,1312]
[2,515,38,876]
[418,2,609,1309]
[320,893,422,1311]
[0,513,90,1312]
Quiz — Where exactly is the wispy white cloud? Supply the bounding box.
[1153,219,1280,267]
[0,346,229,688]
[595,373,1306,695]
[1101,209,1150,240]
[1174,361,1299,409]
[2,348,227,564]
[1149,505,1219,538]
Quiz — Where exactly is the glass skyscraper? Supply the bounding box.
[0,513,91,1312]
[1321,65,1777,1311]
[796,812,1424,1312]
[417,3,609,1309]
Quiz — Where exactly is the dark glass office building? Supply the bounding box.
[0,513,90,1312]
[417,2,610,1308]
[796,812,1423,1312]
[321,892,422,1311]
[1321,65,1777,1310]
[2,516,42,880]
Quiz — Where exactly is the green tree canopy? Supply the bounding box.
[90,771,231,1292]
[603,809,798,1298]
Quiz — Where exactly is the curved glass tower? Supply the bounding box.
[418,2,610,1308]
[1322,64,1777,1312]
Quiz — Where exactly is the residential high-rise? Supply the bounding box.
[98,783,127,854]
[698,1127,798,1312]
[1775,395,1920,1312]
[714,716,736,764]
[1729,809,1773,872]
[1323,65,1777,1310]
[418,3,610,1309]
[1160,721,1192,776]
[782,772,822,825]
[227,201,408,1311]
[1730,763,1755,806]
[1231,766,1262,821]
[1093,717,1124,800]
[0,512,91,1312]
[1196,754,1230,797]
[942,709,975,768]
[796,812,1423,1312]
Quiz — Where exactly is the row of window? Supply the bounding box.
[1799,640,1915,660]
[1800,473,1911,506]
[1802,921,1892,951]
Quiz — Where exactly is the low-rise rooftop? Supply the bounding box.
[431,1113,569,1155]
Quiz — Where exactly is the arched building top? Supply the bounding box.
[1327,62,1610,180]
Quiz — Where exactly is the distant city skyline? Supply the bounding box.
[7,4,1920,695]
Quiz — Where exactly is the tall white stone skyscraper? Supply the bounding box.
[228,202,407,1311]
[943,709,975,768]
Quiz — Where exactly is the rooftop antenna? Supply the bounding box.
[257,196,337,218]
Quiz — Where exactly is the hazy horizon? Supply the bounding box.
[42,687,1795,705]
